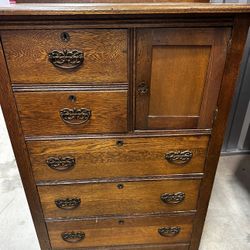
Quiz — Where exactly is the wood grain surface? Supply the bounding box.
[27,135,209,182]
[1,29,128,84]
[38,179,200,218]
[14,90,128,136]
[47,214,194,249]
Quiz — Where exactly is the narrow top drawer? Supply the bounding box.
[1,29,128,84]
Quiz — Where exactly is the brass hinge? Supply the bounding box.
[212,107,219,127]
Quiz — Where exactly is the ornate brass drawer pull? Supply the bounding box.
[161,192,185,204]
[60,108,91,125]
[165,150,193,165]
[48,49,84,69]
[61,231,85,243]
[55,198,81,210]
[46,156,75,171]
[158,227,181,237]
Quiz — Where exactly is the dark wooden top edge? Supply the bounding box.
[0,18,234,30]
[1,3,250,16]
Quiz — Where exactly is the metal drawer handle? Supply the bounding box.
[158,226,181,237]
[61,231,85,243]
[46,156,75,171]
[48,49,84,69]
[60,108,91,125]
[55,198,81,210]
[160,192,185,204]
[165,150,193,165]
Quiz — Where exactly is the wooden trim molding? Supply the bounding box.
[36,174,204,186]
[12,83,128,92]
[0,18,234,30]
[24,129,211,141]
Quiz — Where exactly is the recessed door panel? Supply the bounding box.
[136,28,231,130]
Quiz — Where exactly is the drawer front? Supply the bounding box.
[27,135,209,181]
[2,29,128,84]
[15,90,127,136]
[38,179,200,218]
[47,215,193,249]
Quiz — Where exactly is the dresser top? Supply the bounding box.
[0,3,250,16]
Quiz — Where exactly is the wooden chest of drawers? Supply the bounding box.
[0,3,250,250]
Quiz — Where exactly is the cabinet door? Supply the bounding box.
[136,28,231,130]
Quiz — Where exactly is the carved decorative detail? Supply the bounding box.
[160,192,185,204]
[55,198,81,210]
[165,150,193,165]
[48,49,84,69]
[137,82,149,95]
[158,226,181,237]
[60,108,91,125]
[46,156,75,171]
[61,231,85,243]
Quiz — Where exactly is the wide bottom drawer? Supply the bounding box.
[47,215,194,249]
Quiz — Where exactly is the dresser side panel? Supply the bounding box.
[0,39,51,249]
[190,14,250,250]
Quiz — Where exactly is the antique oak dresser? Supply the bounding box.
[0,1,250,250]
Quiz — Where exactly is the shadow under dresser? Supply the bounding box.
[0,2,250,250]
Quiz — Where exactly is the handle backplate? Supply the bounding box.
[165,150,193,165]
[61,231,85,243]
[158,226,181,237]
[55,198,81,210]
[48,49,84,69]
[60,108,91,125]
[161,192,185,204]
[46,156,75,171]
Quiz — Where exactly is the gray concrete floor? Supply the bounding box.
[0,107,249,250]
